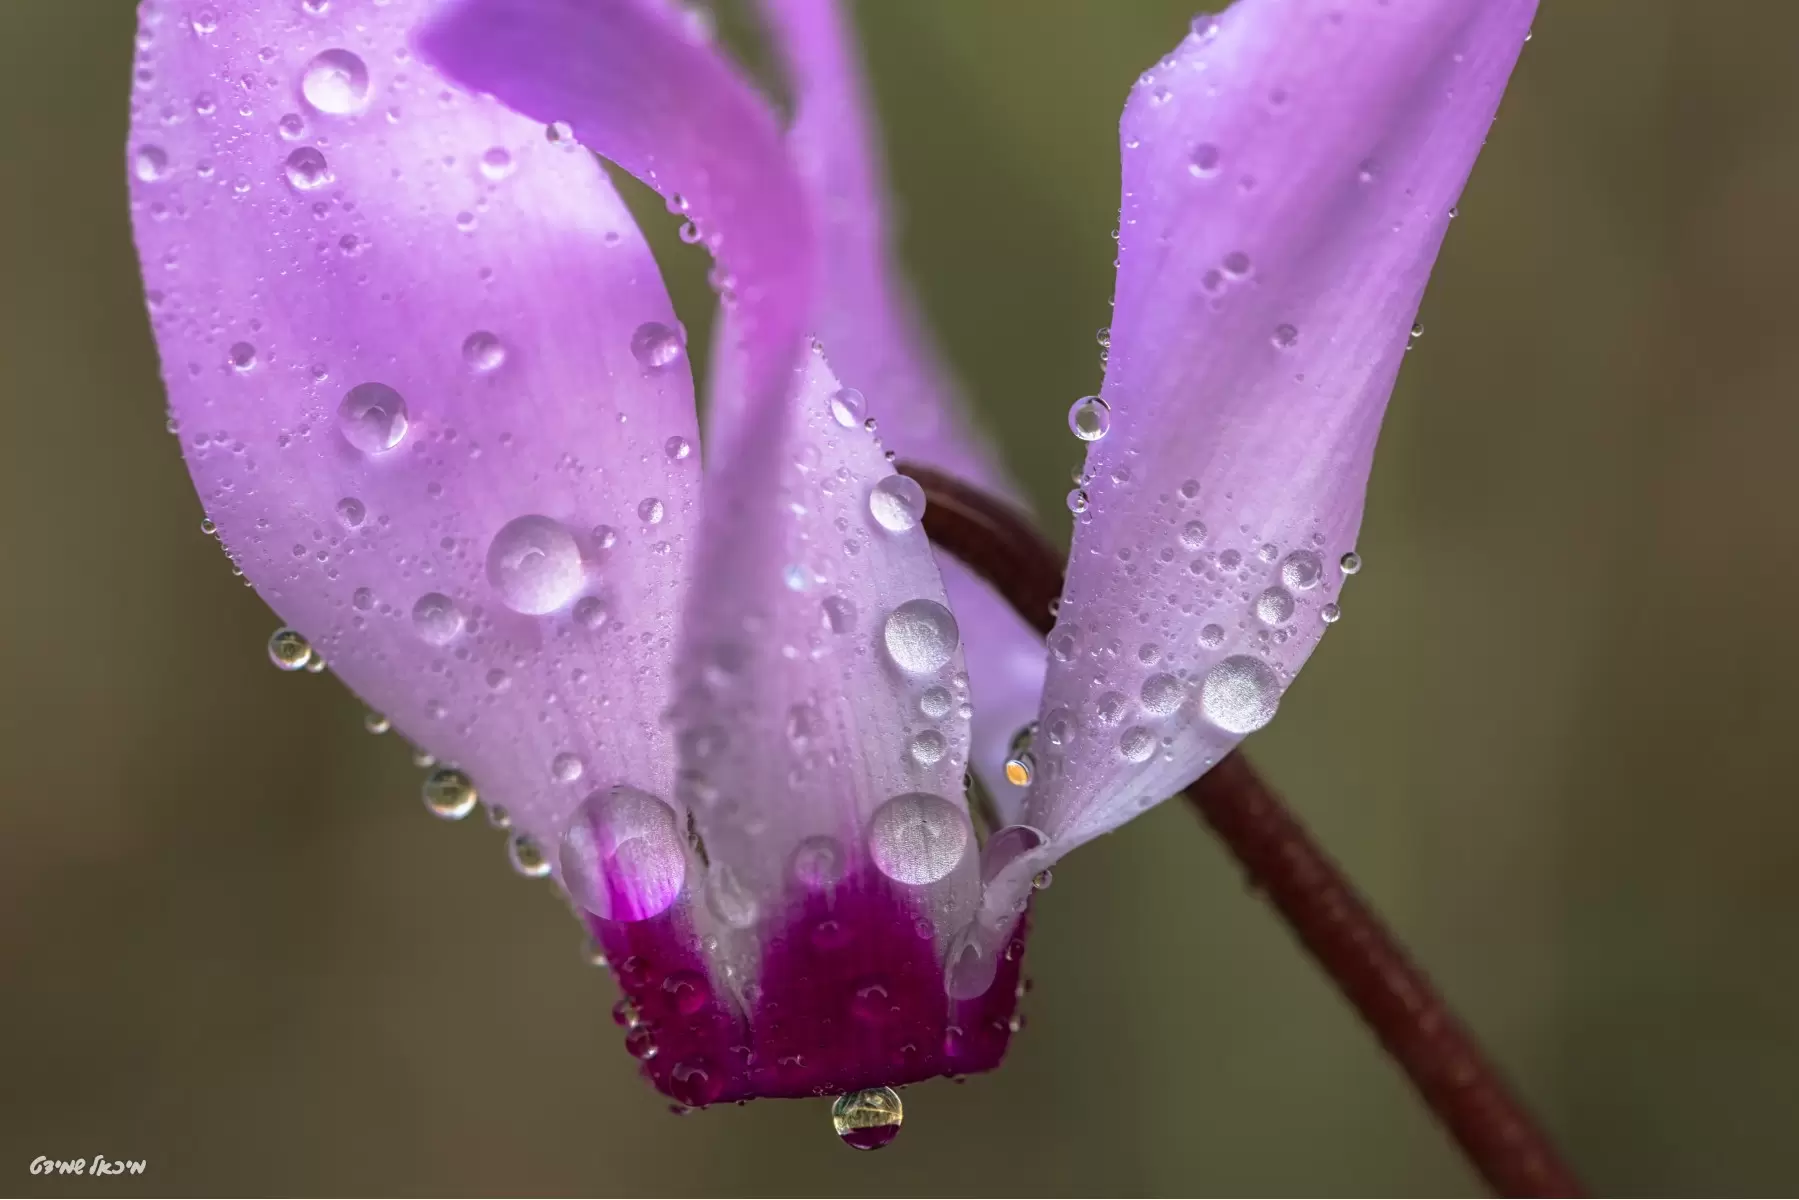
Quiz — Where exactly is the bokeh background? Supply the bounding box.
[4,0,1796,1194]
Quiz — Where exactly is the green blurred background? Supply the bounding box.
[4,0,1796,1194]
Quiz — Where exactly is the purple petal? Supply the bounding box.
[128,0,700,857]
[760,0,1048,812]
[423,0,982,939]
[1027,1,1537,850]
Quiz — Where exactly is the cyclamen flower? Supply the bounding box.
[127,0,1535,1133]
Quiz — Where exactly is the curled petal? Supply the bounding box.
[1027,0,1537,848]
[127,0,699,853]
[761,0,1048,812]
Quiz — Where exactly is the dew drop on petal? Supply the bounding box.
[462,330,506,372]
[421,767,477,820]
[1340,550,1362,575]
[1139,672,1185,717]
[630,321,684,370]
[335,496,366,528]
[478,146,514,181]
[1188,143,1221,177]
[868,474,926,533]
[1255,586,1295,626]
[1180,520,1208,550]
[1271,323,1299,350]
[409,592,463,644]
[907,729,947,765]
[1067,395,1112,441]
[821,594,857,634]
[267,627,311,671]
[134,144,169,182]
[1321,603,1342,624]
[551,752,585,783]
[827,387,866,429]
[337,382,408,453]
[868,793,970,885]
[1118,725,1155,763]
[283,146,332,190]
[790,835,846,889]
[1281,549,1324,591]
[486,515,583,615]
[560,786,687,920]
[882,599,959,674]
[637,497,665,525]
[919,686,952,719]
[665,435,692,461]
[1201,655,1281,734]
[300,49,370,115]
[228,341,257,372]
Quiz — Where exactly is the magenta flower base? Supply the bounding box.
[590,869,1026,1104]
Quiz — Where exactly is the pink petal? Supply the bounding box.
[761,0,1048,814]
[128,0,700,858]
[1027,0,1537,850]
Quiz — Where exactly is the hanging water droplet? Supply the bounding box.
[421,767,477,820]
[828,387,865,429]
[868,792,970,885]
[199,517,218,536]
[1340,550,1362,575]
[508,833,553,878]
[1066,488,1089,514]
[486,515,583,615]
[336,382,409,453]
[283,146,332,190]
[882,599,959,674]
[462,330,506,372]
[630,321,684,370]
[868,474,926,533]
[1067,395,1112,442]
[267,627,311,671]
[831,1087,903,1151]
[560,786,686,920]
[300,49,370,115]
[1321,603,1342,624]
[1201,655,1281,734]
[363,710,391,734]
[1410,321,1424,339]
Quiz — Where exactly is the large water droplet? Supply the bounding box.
[410,592,464,645]
[486,515,582,614]
[868,475,926,533]
[630,321,684,370]
[300,49,370,115]
[868,792,970,885]
[560,786,686,921]
[267,627,311,671]
[832,1087,903,1151]
[1067,395,1112,441]
[421,767,477,820]
[882,599,959,674]
[336,382,408,453]
[1201,655,1281,734]
[1139,672,1185,717]
[283,146,332,190]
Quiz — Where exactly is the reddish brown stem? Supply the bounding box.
[901,462,1585,1199]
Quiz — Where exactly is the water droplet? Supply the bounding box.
[828,387,865,429]
[477,145,515,181]
[907,729,947,765]
[882,599,959,674]
[508,833,553,878]
[1339,550,1362,575]
[407,592,464,645]
[1066,488,1089,514]
[561,786,686,920]
[133,145,169,182]
[546,120,575,146]
[462,330,506,372]
[1118,725,1155,762]
[267,627,311,671]
[300,49,370,116]
[551,752,585,783]
[1188,143,1221,177]
[199,518,218,537]
[868,474,926,533]
[637,497,665,525]
[790,835,846,889]
[1255,586,1295,626]
[821,594,857,634]
[1410,321,1425,339]
[422,767,477,820]
[1004,752,1035,787]
[918,687,952,720]
[228,342,257,372]
[351,586,374,611]
[1281,550,1324,591]
[486,515,583,614]
[573,596,608,630]
[1201,655,1281,734]
[1271,323,1299,350]
[1067,395,1112,441]
[832,1087,903,1151]
[1180,520,1208,549]
[283,146,332,190]
[337,382,409,453]
[665,435,692,461]
[630,321,684,370]
[363,710,390,734]
[1321,603,1342,624]
[1222,250,1252,277]
[335,496,366,528]
[868,792,970,885]
[1139,672,1185,716]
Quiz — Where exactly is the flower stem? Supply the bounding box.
[901,462,1584,1198]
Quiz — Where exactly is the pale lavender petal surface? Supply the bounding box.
[127,0,700,857]
[760,0,1048,815]
[1026,0,1537,851]
[424,0,983,940]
